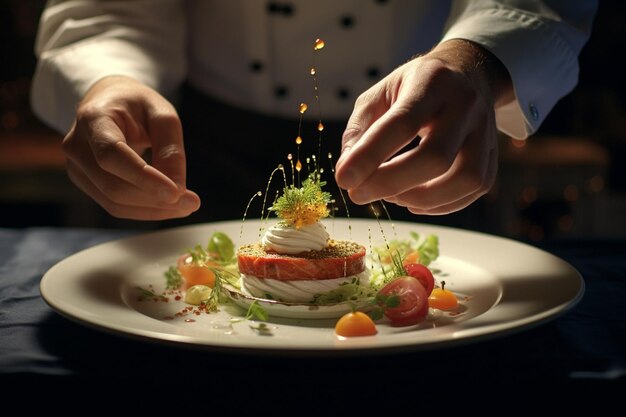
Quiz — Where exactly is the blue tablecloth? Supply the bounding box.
[1,227,625,401]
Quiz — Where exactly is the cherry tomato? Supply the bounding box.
[377,276,428,326]
[177,254,217,289]
[429,286,458,310]
[335,311,378,337]
[403,263,435,296]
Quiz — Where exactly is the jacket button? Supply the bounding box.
[340,15,355,28]
[337,87,351,100]
[249,60,264,72]
[274,86,289,98]
[366,67,381,79]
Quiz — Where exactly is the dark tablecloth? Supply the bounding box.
[1,227,625,406]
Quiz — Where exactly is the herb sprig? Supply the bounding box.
[270,171,332,228]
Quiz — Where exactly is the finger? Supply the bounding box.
[66,158,197,209]
[390,128,496,209]
[339,84,389,156]
[67,160,200,220]
[407,193,482,216]
[336,77,411,189]
[146,105,187,191]
[344,109,470,204]
[336,99,435,191]
[86,116,181,202]
[394,140,498,214]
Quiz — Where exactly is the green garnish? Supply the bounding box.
[164,266,183,290]
[185,231,237,267]
[415,233,439,266]
[311,277,376,304]
[270,171,332,228]
[207,232,235,263]
[201,267,240,313]
[368,293,401,321]
[370,232,440,289]
[245,300,269,321]
[249,323,273,336]
[135,286,168,302]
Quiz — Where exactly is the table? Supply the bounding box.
[1,226,624,408]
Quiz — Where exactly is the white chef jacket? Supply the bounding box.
[30,0,597,139]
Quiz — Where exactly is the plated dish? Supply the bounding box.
[39,218,584,353]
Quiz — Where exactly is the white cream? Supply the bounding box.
[241,270,371,303]
[261,222,329,254]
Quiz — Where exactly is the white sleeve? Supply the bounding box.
[30,0,186,133]
[441,0,598,139]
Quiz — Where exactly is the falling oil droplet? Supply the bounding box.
[295,136,302,145]
[328,152,332,159]
[296,160,302,171]
[310,67,316,75]
[317,121,324,131]
[299,103,308,114]
[314,38,325,50]
[287,153,293,161]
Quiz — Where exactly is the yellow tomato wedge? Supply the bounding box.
[335,311,378,337]
[177,254,217,289]
[428,285,458,310]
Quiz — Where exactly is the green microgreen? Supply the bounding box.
[269,171,332,227]
[368,293,401,321]
[135,286,168,302]
[164,266,183,290]
[245,300,269,321]
[249,322,273,336]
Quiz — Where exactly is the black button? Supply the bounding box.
[282,3,294,16]
[267,2,295,16]
[366,67,381,79]
[274,86,289,98]
[267,2,279,13]
[340,15,355,28]
[337,88,351,100]
[250,60,264,72]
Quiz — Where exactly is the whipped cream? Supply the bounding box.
[261,222,329,254]
[241,270,371,303]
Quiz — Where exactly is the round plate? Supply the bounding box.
[40,219,584,353]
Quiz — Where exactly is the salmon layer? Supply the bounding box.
[237,241,366,281]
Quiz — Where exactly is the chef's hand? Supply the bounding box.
[62,76,200,220]
[335,39,513,215]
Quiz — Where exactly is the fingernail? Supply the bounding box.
[350,188,372,204]
[180,195,199,211]
[158,187,177,203]
[337,168,360,189]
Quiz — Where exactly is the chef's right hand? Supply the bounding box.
[62,76,200,220]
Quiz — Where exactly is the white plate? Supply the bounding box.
[40,219,583,353]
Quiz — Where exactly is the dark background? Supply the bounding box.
[1,1,625,242]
